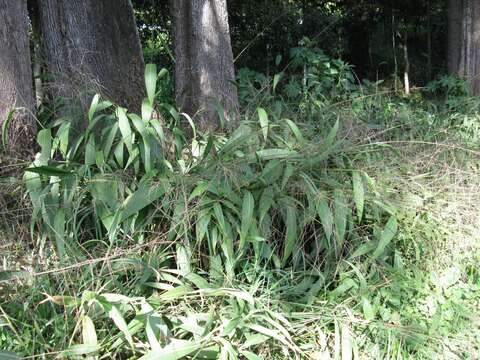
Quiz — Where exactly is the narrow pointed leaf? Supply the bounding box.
[145,63,157,105]
[240,191,254,249]
[282,204,297,265]
[333,190,348,249]
[139,340,202,360]
[352,171,364,221]
[317,196,333,242]
[257,108,269,142]
[372,216,398,259]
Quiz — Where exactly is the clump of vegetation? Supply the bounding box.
[2,57,480,358]
[1,1,480,359]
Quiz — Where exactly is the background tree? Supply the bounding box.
[448,0,480,95]
[172,0,238,131]
[37,0,146,129]
[0,0,36,154]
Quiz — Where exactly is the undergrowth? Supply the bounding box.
[1,50,480,359]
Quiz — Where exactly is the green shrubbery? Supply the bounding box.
[2,48,480,358]
[24,63,385,276]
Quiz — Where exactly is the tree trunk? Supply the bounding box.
[403,30,410,96]
[448,0,480,95]
[38,0,145,129]
[0,0,37,155]
[172,0,239,132]
[427,0,432,81]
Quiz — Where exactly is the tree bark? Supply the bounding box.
[172,0,239,132]
[448,0,480,95]
[38,0,145,129]
[448,0,464,74]
[0,0,37,155]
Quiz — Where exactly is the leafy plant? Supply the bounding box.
[425,75,472,110]
[23,65,394,278]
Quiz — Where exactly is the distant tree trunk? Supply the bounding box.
[448,0,480,95]
[38,0,145,129]
[448,0,463,74]
[392,10,399,92]
[426,0,432,81]
[0,0,36,155]
[403,30,410,96]
[172,0,239,132]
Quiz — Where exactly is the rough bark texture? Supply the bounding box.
[0,0,37,154]
[448,0,480,95]
[38,0,145,129]
[173,0,239,132]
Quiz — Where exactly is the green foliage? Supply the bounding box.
[425,75,473,111]
[24,66,381,275]
[4,51,480,359]
[236,38,358,122]
[288,38,356,100]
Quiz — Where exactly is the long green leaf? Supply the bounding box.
[82,315,97,346]
[60,345,100,357]
[257,107,269,142]
[37,128,52,164]
[145,63,158,105]
[85,135,96,166]
[108,305,133,348]
[259,187,274,222]
[372,216,398,259]
[88,94,100,123]
[242,351,264,360]
[316,196,333,242]
[256,149,297,160]
[273,72,284,93]
[130,114,152,172]
[352,171,364,222]
[333,190,348,250]
[240,191,255,250]
[120,179,165,221]
[325,119,340,147]
[142,98,154,122]
[139,340,203,360]
[25,166,72,177]
[117,108,133,153]
[284,118,305,145]
[103,123,119,159]
[282,204,297,265]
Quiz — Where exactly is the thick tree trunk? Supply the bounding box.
[173,0,239,132]
[0,0,36,155]
[38,0,145,129]
[448,0,480,95]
